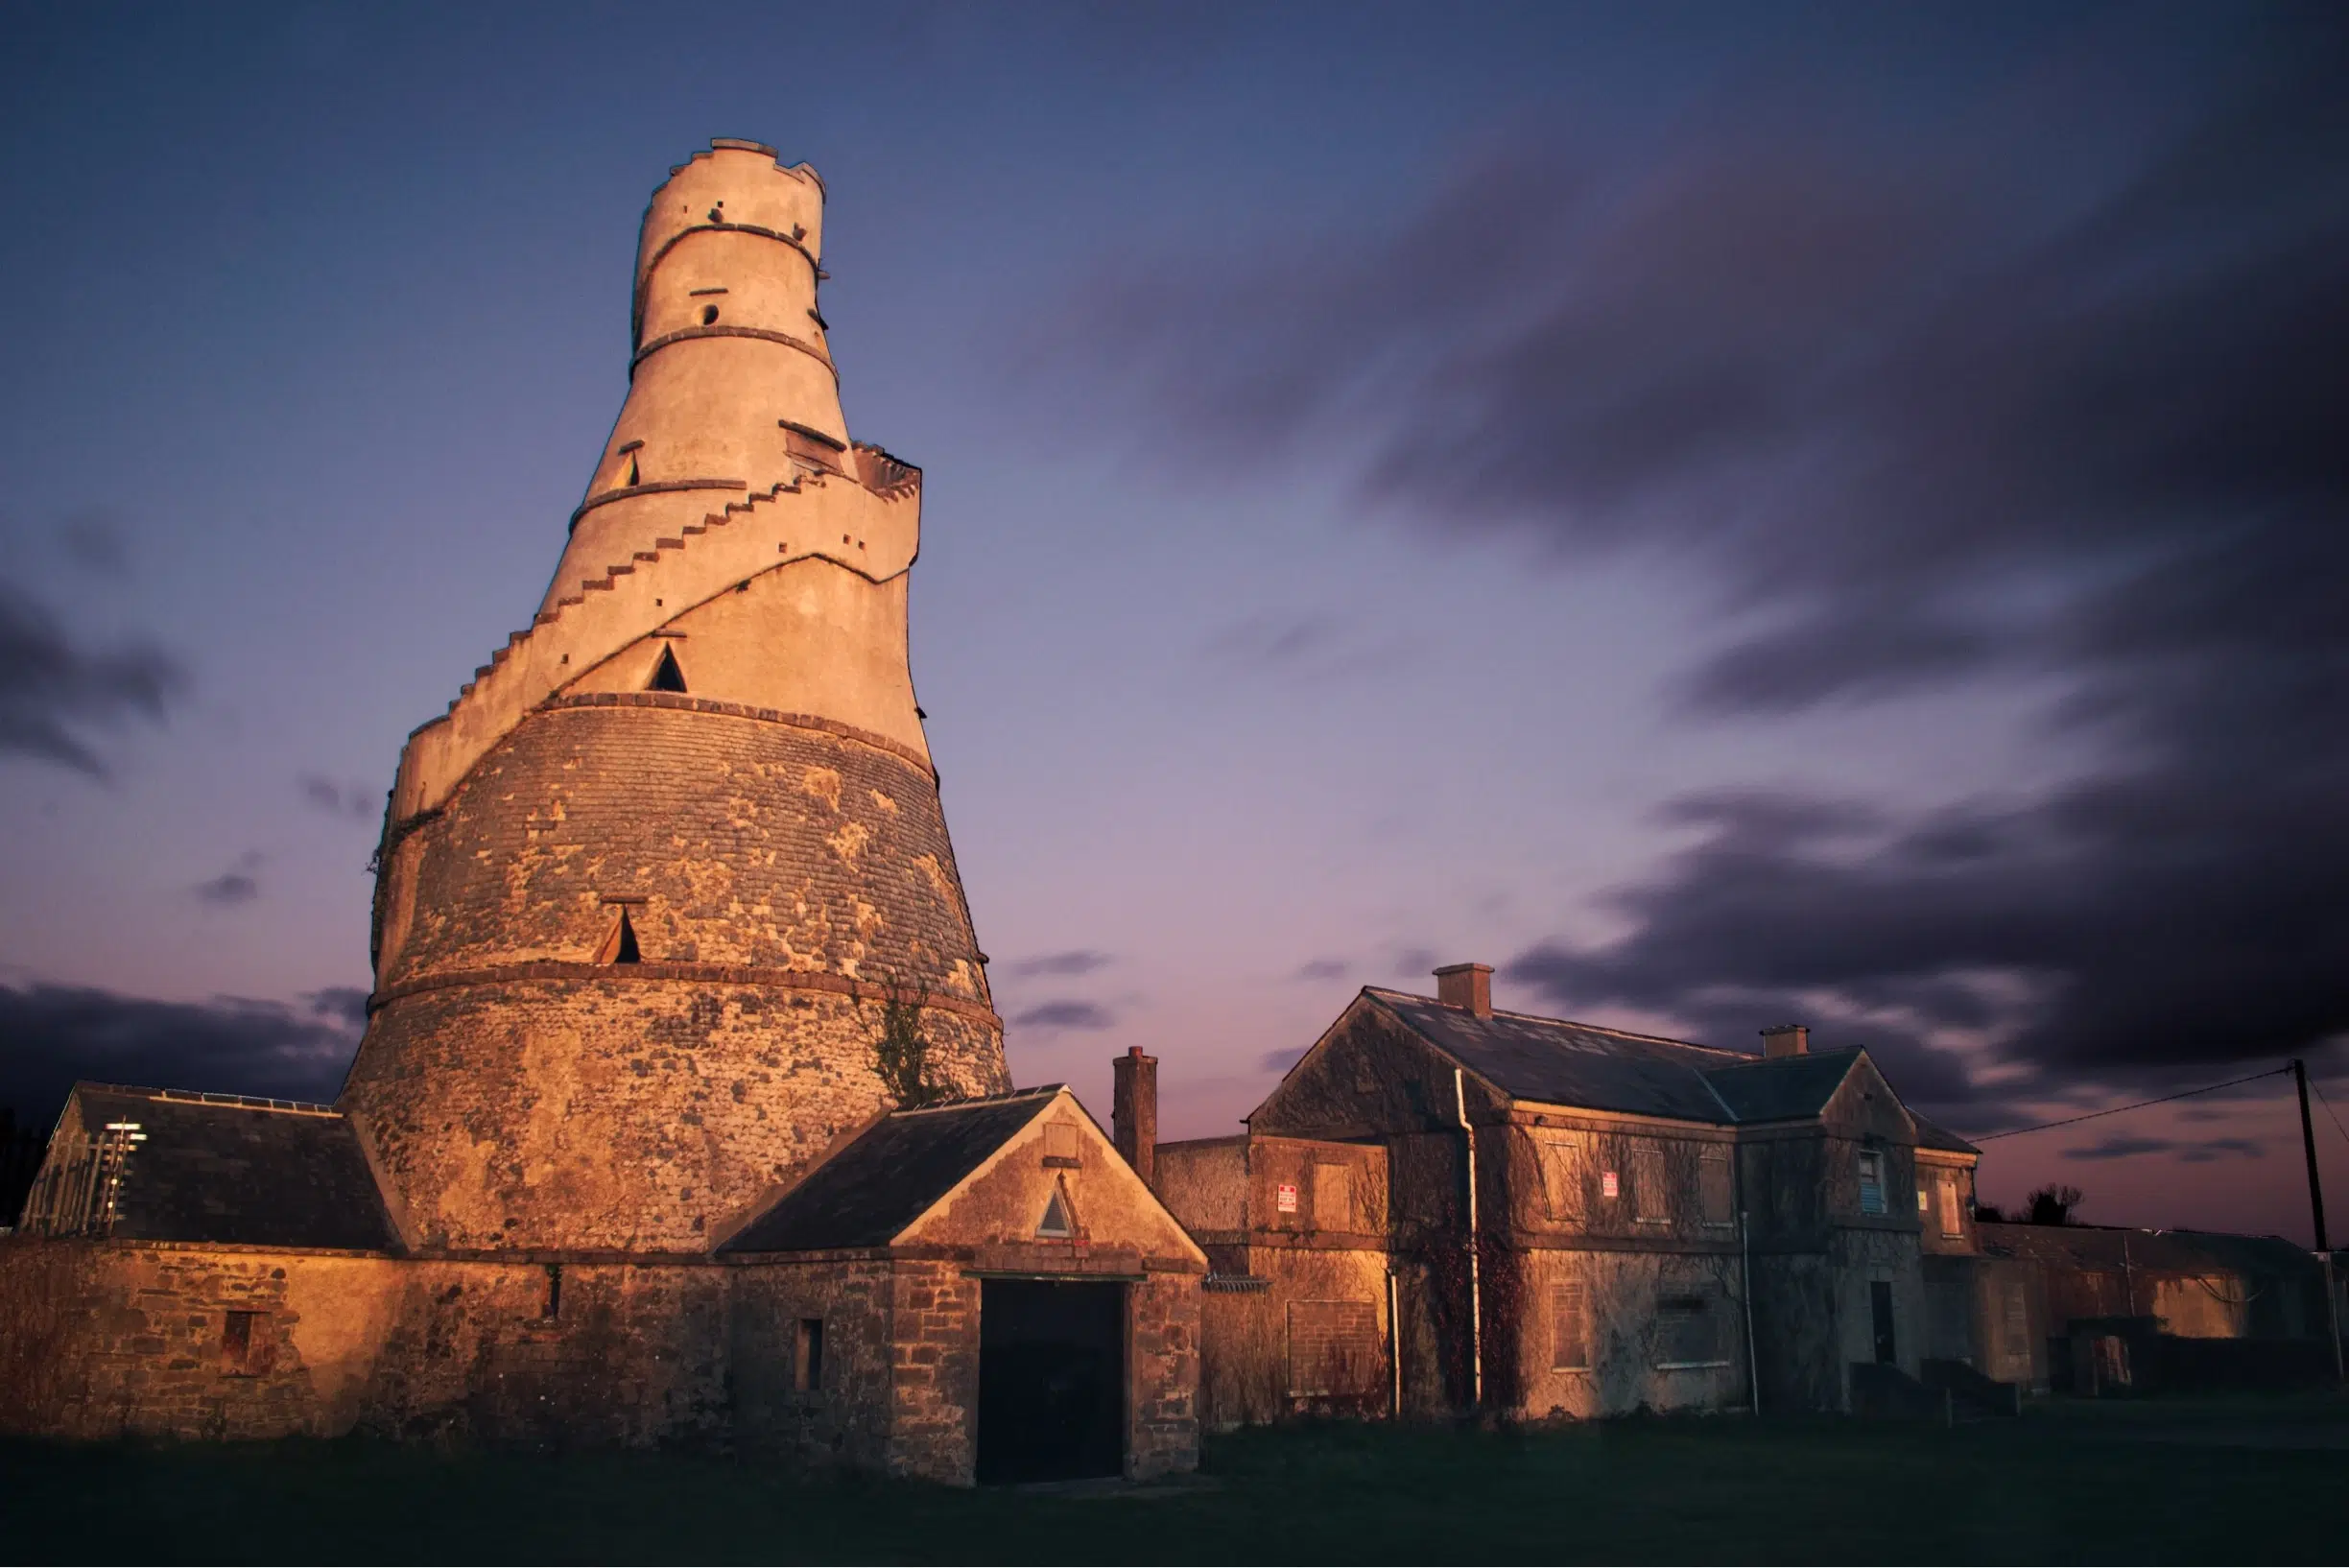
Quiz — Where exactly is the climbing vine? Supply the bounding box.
[865,975,950,1109]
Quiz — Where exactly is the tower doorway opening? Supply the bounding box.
[975,1279,1125,1485]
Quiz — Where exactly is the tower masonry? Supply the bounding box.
[342,139,1008,1253]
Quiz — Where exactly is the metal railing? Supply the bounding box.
[16,1122,145,1238]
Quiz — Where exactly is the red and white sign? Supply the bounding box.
[1602,1170,1620,1200]
[1276,1182,1298,1214]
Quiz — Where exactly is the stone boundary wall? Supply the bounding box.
[0,1239,1200,1485]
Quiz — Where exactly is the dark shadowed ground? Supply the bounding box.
[7,1397,2345,1563]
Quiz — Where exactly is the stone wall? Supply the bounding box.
[1197,1245,1388,1430]
[0,1240,730,1446]
[729,1256,899,1471]
[1506,1246,1750,1420]
[1128,1271,1202,1478]
[348,700,1007,1251]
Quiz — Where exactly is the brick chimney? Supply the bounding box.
[1435,962,1493,1018]
[1761,1024,1810,1058]
[1112,1046,1157,1187]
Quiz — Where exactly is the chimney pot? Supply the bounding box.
[1761,1024,1810,1058]
[1112,1047,1158,1188]
[1434,962,1493,1019]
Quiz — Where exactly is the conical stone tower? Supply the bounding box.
[341,140,1008,1252]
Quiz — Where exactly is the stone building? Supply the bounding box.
[0,140,1201,1485]
[1970,1222,2334,1395]
[1145,964,1988,1424]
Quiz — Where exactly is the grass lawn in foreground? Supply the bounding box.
[5,1397,2342,1563]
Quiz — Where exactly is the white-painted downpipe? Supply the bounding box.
[1456,1066,1483,1410]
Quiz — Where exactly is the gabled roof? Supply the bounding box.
[1978,1222,2316,1276]
[720,1087,1059,1253]
[1702,1049,1865,1124]
[67,1083,399,1251]
[1909,1111,1981,1155]
[1365,989,1744,1124]
[1360,989,1955,1140]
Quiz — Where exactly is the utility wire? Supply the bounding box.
[2312,1078,2349,1152]
[1964,1065,2291,1142]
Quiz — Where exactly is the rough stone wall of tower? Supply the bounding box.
[340,140,1008,1252]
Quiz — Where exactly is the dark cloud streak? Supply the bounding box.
[0,983,362,1132]
[1010,999,1116,1032]
[1058,12,2349,1106]
[0,578,187,776]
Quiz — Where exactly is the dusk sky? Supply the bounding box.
[3,2,2342,1241]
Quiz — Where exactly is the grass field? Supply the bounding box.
[7,1398,2344,1563]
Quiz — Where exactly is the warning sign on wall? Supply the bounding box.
[1276,1182,1298,1213]
[1602,1170,1620,1200]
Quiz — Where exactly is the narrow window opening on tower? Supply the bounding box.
[701,304,720,326]
[596,907,642,965]
[649,646,687,694]
[794,1318,824,1392]
[621,452,639,487]
[542,1263,563,1319]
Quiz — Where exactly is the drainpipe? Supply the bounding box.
[1742,1205,1761,1416]
[1455,1067,1483,1411]
[1387,1267,1403,1419]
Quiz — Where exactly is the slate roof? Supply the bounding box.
[1909,1111,1981,1155]
[1978,1222,2316,1276]
[69,1083,400,1251]
[1366,989,1745,1124]
[1702,1049,1863,1123]
[721,1087,1059,1253]
[1363,989,1960,1143]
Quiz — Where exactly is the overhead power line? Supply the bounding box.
[1964,1065,2292,1143]
[2312,1078,2349,1152]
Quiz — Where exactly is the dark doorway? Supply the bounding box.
[976,1279,1125,1485]
[1870,1280,1898,1366]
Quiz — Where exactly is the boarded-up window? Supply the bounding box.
[1698,1152,1733,1226]
[1631,1147,1669,1223]
[1044,1121,1081,1165]
[1654,1295,1723,1367]
[1937,1174,1963,1237]
[2001,1283,2031,1366]
[1287,1299,1381,1399]
[1551,1282,1591,1369]
[1858,1150,1887,1216]
[1312,1163,1352,1232]
[1538,1137,1581,1220]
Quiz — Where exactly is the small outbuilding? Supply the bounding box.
[723,1086,1207,1484]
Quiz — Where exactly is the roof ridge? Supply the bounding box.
[1365,986,1738,1057]
[75,1082,342,1117]
[1705,1045,1864,1073]
[887,1084,1062,1118]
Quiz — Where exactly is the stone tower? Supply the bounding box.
[341,140,1008,1252]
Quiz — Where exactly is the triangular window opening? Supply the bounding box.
[648,645,687,694]
[595,907,642,965]
[1036,1183,1074,1240]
